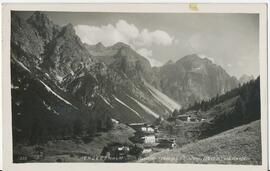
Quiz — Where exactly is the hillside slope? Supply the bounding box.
[162,77,260,149]
[140,120,261,165]
[11,56,115,145]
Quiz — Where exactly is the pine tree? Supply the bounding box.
[172,109,178,118]
[153,116,162,125]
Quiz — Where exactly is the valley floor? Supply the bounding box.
[14,123,136,163]
[139,120,261,165]
[14,119,262,164]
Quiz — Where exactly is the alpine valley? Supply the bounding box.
[11,12,261,164]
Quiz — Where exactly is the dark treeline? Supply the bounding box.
[199,77,260,138]
[168,77,260,139]
[172,77,260,117]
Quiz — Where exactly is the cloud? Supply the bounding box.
[74,24,131,47]
[137,48,153,57]
[134,29,174,47]
[74,20,174,48]
[74,20,175,67]
[198,54,215,63]
[137,48,162,67]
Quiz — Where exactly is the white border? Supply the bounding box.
[1,3,268,171]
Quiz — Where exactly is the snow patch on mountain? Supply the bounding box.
[144,81,181,111]
[45,73,50,78]
[39,80,77,109]
[113,95,142,118]
[13,57,31,72]
[193,67,201,71]
[100,95,114,108]
[127,95,159,118]
[111,118,119,124]
[42,100,60,116]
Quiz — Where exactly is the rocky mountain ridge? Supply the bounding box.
[11,11,242,128]
[11,11,180,127]
[151,54,239,106]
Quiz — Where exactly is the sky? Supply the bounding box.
[18,12,259,78]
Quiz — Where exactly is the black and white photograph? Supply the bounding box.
[2,3,267,170]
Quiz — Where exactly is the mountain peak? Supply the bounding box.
[177,54,215,65]
[27,11,53,27]
[111,42,130,49]
[177,54,203,63]
[157,53,239,106]
[27,11,60,43]
[60,23,76,36]
[96,42,105,49]
[64,23,74,30]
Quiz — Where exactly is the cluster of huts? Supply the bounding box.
[128,123,156,144]
[99,122,178,161]
[100,142,133,162]
[128,123,176,154]
[15,121,180,163]
[176,114,205,122]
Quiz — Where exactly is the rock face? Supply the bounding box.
[41,23,94,87]
[152,54,239,106]
[85,42,153,82]
[11,12,115,145]
[11,13,45,66]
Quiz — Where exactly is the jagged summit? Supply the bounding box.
[27,11,60,44]
[11,11,45,61]
[84,42,132,59]
[27,11,52,25]
[60,23,76,35]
